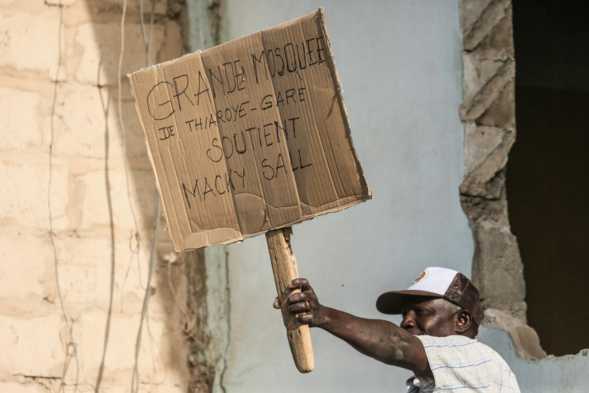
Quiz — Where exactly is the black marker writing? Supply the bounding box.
[182,168,246,208]
[158,125,175,141]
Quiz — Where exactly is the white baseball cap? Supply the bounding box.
[376,267,484,325]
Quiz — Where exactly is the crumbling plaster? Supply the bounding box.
[458,0,530,349]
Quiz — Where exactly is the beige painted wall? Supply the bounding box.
[0,1,195,391]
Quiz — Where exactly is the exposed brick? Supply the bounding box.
[46,0,77,6]
[464,123,506,177]
[0,382,49,393]
[476,80,515,129]
[462,55,504,106]
[51,236,147,308]
[472,4,514,59]
[0,87,43,152]
[142,386,186,393]
[0,314,64,378]
[159,19,184,63]
[51,84,149,161]
[0,235,54,311]
[0,159,69,234]
[108,96,148,159]
[72,307,189,388]
[74,22,164,86]
[459,0,493,36]
[60,0,168,28]
[460,58,515,123]
[61,386,94,393]
[78,312,166,379]
[461,0,510,52]
[0,0,188,391]
[459,0,526,335]
[0,9,62,79]
[52,84,110,159]
[72,384,185,393]
[462,124,515,201]
[472,225,525,307]
[124,167,158,235]
[76,167,146,232]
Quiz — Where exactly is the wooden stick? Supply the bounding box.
[265,227,314,373]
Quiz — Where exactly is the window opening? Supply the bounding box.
[509,0,589,356]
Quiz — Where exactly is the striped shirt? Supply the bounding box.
[406,335,520,392]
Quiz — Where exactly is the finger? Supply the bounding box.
[288,300,310,313]
[273,297,280,309]
[287,291,308,304]
[289,277,309,290]
[297,312,313,325]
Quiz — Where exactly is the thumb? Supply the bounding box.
[272,297,280,309]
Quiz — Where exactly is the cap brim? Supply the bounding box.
[376,290,444,314]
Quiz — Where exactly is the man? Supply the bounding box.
[274,267,520,392]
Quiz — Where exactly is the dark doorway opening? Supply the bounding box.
[509,1,589,356]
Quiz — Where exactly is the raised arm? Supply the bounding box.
[274,278,433,377]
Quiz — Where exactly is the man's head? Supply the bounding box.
[376,267,483,338]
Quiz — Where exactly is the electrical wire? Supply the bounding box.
[48,1,80,392]
[131,192,160,393]
[126,1,159,391]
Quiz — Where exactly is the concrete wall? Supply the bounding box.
[208,1,472,391]
[0,1,195,391]
[198,1,589,392]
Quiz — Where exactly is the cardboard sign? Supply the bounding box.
[129,9,371,251]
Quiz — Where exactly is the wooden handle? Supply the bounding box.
[265,227,314,373]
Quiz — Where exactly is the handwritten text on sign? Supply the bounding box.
[129,10,370,251]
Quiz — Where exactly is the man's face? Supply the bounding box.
[400,297,461,337]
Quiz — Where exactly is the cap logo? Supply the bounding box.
[412,270,428,285]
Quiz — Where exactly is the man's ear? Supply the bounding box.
[455,310,472,334]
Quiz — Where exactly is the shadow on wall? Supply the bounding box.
[50,0,204,390]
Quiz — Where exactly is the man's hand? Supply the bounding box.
[273,278,327,327]
[273,278,431,376]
